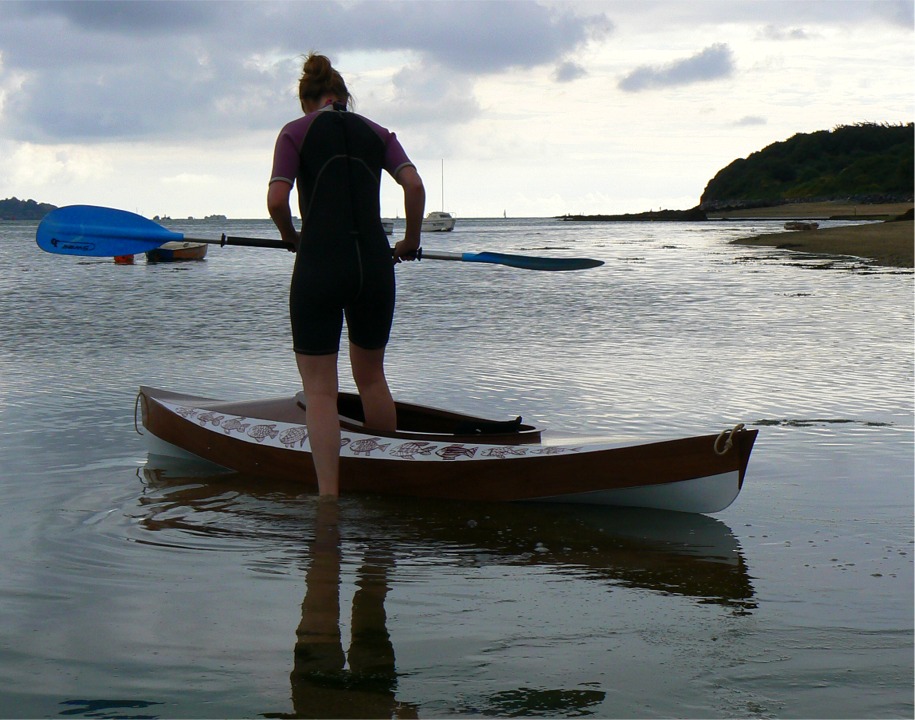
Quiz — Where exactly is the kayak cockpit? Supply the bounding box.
[308,392,542,445]
[138,386,540,446]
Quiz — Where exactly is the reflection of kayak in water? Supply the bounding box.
[136,385,758,514]
[138,466,756,612]
[137,470,755,718]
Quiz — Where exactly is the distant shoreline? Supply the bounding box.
[559,207,707,222]
[558,201,912,224]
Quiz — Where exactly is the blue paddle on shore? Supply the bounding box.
[36,205,603,271]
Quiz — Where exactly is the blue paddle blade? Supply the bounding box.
[36,205,185,256]
[461,251,604,271]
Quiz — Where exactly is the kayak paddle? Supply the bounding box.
[36,205,603,271]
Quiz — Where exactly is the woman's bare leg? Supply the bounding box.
[296,352,341,497]
[350,345,396,431]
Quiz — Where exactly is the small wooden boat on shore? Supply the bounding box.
[784,221,819,231]
[145,241,207,262]
[137,386,758,514]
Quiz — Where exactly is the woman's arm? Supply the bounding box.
[267,180,300,251]
[393,165,425,262]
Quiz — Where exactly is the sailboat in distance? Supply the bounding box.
[422,159,456,232]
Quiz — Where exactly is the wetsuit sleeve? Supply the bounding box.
[359,116,415,179]
[270,123,300,186]
[383,131,415,179]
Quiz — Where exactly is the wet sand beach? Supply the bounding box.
[735,220,913,268]
[722,203,914,268]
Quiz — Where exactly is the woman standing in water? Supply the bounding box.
[268,53,425,497]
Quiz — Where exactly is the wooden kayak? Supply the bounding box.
[136,386,758,514]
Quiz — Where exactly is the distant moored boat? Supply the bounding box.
[421,211,456,232]
[422,159,456,232]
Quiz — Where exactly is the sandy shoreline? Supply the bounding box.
[724,203,913,268]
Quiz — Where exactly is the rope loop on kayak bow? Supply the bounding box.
[134,391,147,435]
[714,423,745,455]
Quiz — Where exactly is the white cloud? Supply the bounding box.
[735,116,768,126]
[618,43,736,92]
[161,172,221,186]
[554,61,588,83]
[3,142,114,187]
[760,24,811,41]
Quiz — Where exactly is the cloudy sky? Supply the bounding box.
[0,0,911,219]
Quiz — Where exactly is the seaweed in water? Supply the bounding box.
[753,418,892,428]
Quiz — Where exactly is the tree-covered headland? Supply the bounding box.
[0,197,58,220]
[561,122,912,221]
[700,122,913,211]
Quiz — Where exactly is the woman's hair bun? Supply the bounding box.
[299,53,350,110]
[302,54,332,83]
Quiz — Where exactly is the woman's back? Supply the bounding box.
[296,108,386,245]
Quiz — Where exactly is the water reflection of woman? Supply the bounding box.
[285,500,418,719]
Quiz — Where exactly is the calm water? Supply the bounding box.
[0,216,911,718]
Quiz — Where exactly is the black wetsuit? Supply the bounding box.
[289,107,395,355]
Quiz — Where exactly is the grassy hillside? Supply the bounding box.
[700,122,913,210]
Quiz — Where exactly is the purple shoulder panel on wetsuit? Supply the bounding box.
[269,110,413,187]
